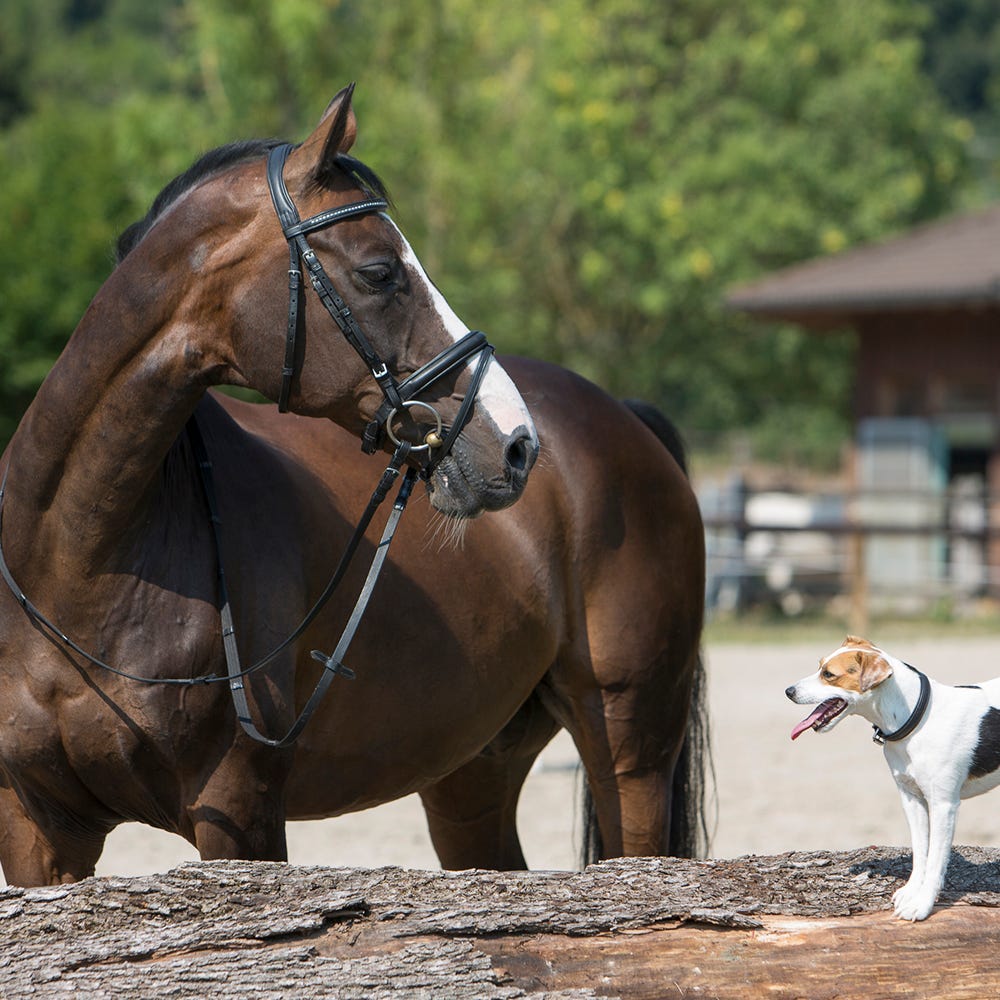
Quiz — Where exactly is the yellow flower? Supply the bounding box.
[582,100,611,125]
[796,42,818,67]
[821,227,847,254]
[688,247,715,279]
[952,118,975,143]
[659,192,684,219]
[604,189,626,214]
[783,7,805,32]
[874,41,898,66]
[549,71,576,99]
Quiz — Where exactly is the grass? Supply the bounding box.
[704,609,1000,646]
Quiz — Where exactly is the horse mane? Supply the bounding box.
[115,140,392,264]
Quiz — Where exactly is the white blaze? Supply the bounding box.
[392,223,538,445]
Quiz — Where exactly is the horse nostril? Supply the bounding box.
[504,430,538,475]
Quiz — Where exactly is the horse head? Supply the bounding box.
[167,86,538,517]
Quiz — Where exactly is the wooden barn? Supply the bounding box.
[727,205,1000,604]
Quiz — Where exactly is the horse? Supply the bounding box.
[0,87,707,886]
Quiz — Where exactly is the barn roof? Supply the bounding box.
[726,204,1000,327]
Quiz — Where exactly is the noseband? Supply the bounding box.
[266,143,492,475]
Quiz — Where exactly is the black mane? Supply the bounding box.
[115,140,392,263]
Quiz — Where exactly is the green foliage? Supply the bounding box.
[920,0,1000,199]
[0,0,978,460]
[921,0,1000,115]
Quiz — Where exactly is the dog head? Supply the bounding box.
[786,635,894,740]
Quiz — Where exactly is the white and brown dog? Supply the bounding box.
[786,635,1000,921]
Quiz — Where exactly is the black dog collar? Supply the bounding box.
[872,663,930,745]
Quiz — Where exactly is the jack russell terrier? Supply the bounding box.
[786,635,1000,921]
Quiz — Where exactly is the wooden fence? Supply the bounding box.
[700,478,999,629]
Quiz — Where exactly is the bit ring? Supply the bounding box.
[385,400,445,453]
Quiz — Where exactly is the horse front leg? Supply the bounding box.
[0,781,108,886]
[185,746,291,862]
[419,754,532,871]
[419,693,560,871]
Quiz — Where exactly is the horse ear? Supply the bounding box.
[286,83,358,189]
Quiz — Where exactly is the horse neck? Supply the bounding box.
[3,259,214,582]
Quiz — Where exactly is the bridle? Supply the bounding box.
[0,143,501,748]
[265,142,493,475]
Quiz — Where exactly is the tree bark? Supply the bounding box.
[3,846,1000,998]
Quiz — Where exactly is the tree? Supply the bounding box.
[375,0,966,455]
[920,0,1000,202]
[0,0,974,464]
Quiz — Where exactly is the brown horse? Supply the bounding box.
[0,89,706,886]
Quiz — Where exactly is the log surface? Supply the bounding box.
[3,846,1000,998]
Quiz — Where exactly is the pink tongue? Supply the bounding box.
[791,703,834,741]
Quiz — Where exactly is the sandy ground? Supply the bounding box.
[11,634,1000,882]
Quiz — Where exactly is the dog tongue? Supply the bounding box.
[791,704,834,741]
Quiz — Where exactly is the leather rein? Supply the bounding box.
[0,143,495,748]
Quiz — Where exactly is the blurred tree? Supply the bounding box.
[921,0,1000,115]
[347,0,965,457]
[0,0,63,126]
[920,0,1000,202]
[0,0,975,466]
[0,0,199,445]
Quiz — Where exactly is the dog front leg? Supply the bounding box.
[894,797,958,921]
[892,784,929,913]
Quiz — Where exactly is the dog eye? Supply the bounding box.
[821,669,834,680]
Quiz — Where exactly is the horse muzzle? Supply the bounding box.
[424,425,538,518]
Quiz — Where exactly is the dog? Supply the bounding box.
[786,635,1000,921]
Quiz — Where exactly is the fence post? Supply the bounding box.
[848,524,869,635]
[847,443,869,634]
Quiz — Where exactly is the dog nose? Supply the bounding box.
[785,686,796,701]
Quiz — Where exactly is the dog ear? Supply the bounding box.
[859,652,893,692]
[844,634,873,648]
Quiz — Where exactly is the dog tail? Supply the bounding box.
[580,400,713,864]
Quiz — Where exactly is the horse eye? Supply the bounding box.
[357,262,395,289]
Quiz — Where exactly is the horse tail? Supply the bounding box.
[668,648,713,857]
[622,398,689,476]
[580,400,712,864]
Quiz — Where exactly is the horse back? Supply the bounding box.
[501,356,701,562]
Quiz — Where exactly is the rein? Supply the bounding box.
[0,428,416,747]
[0,143,499,747]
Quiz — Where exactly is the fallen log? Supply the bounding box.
[3,846,1000,998]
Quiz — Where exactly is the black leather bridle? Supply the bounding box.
[266,142,493,475]
[0,144,503,748]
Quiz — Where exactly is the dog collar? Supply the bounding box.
[872,663,930,745]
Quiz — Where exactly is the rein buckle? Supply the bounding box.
[311,649,356,680]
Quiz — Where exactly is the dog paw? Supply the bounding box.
[893,891,935,921]
[892,881,919,907]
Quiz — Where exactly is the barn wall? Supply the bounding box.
[854,309,1000,425]
[853,307,1000,596]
